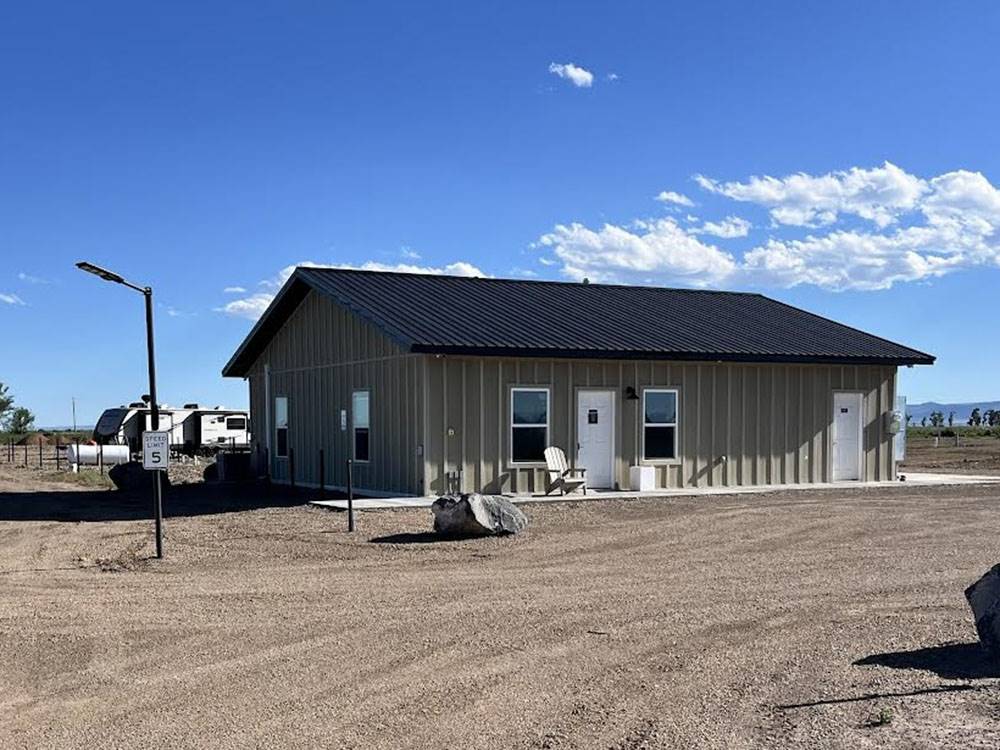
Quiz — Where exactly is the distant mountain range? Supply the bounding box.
[906,402,1000,424]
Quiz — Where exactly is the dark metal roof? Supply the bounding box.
[222,267,935,376]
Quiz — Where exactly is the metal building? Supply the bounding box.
[223,268,934,497]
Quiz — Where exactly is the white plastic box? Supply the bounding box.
[629,465,656,492]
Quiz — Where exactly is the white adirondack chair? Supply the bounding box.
[543,446,587,496]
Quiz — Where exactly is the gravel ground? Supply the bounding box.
[2,468,1000,748]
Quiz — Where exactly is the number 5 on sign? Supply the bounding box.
[142,431,171,470]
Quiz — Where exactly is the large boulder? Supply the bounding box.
[431,493,528,538]
[965,564,1000,654]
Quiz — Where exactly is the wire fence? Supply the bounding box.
[1,440,87,472]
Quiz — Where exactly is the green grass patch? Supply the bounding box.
[37,470,114,490]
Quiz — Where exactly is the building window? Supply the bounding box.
[353,390,370,462]
[511,387,549,463]
[643,389,678,460]
[274,397,288,458]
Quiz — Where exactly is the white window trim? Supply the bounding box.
[509,386,550,467]
[274,395,289,459]
[641,388,680,464]
[352,389,371,463]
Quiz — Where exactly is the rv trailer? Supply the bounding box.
[93,401,249,455]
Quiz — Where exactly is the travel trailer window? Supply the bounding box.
[226,417,247,431]
[275,397,288,458]
[643,389,678,460]
[353,391,370,462]
[511,387,549,463]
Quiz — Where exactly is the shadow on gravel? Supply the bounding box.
[0,482,308,522]
[854,641,1000,680]
[369,532,443,544]
[777,684,982,710]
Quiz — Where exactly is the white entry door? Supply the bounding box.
[832,392,863,481]
[577,390,615,488]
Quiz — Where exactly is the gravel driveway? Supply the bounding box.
[2,474,999,749]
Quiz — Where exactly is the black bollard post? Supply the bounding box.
[319,448,325,499]
[346,458,355,532]
[289,448,295,490]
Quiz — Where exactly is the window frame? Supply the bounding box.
[274,396,289,459]
[509,386,551,467]
[641,388,680,463]
[352,389,371,463]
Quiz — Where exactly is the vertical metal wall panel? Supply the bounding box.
[420,355,898,495]
[241,290,422,495]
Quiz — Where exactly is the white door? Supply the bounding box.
[832,392,863,481]
[577,390,615,488]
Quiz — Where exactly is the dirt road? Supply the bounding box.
[2,470,1000,748]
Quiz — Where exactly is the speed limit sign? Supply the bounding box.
[142,431,170,470]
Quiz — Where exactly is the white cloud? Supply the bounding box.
[538,164,1000,291]
[694,215,752,239]
[0,293,25,305]
[538,218,737,286]
[606,73,620,82]
[696,162,927,228]
[400,247,421,260]
[218,260,488,320]
[223,286,247,294]
[655,190,694,207]
[548,62,594,88]
[217,293,275,320]
[18,272,49,284]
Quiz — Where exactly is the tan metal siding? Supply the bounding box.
[244,290,422,495]
[423,356,897,494]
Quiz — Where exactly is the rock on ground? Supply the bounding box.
[966,563,1000,654]
[108,461,171,492]
[431,493,528,537]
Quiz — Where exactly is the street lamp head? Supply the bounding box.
[76,261,126,285]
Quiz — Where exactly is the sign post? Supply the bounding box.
[143,430,168,557]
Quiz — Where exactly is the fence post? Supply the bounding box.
[319,448,325,499]
[38,439,42,468]
[346,458,355,532]
[99,443,105,475]
[74,439,80,473]
[23,442,28,468]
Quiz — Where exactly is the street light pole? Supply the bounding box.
[76,261,164,558]
[143,287,164,559]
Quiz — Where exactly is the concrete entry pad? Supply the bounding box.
[309,472,1000,511]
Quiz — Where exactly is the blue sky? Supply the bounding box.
[3,1,999,426]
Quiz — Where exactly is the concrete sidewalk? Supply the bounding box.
[309,471,1000,511]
